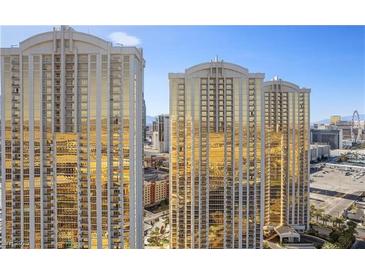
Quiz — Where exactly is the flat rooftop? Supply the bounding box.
[310,166,365,217]
[274,225,300,237]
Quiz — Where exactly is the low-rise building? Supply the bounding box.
[335,120,353,140]
[310,144,330,162]
[311,128,343,149]
[144,177,169,208]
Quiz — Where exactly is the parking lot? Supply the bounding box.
[310,167,365,217]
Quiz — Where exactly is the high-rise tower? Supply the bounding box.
[0,26,144,249]
[169,60,265,248]
[263,79,310,232]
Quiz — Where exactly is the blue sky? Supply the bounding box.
[1,25,364,122]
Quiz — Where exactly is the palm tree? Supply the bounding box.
[322,214,331,226]
[147,227,163,247]
[314,208,324,224]
[317,208,324,222]
[146,224,170,248]
[330,216,337,227]
[334,216,345,229]
[310,205,317,221]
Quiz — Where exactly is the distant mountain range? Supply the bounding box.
[314,114,365,124]
[146,113,365,125]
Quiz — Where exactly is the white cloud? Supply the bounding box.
[108,32,141,46]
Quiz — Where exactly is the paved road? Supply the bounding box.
[301,234,326,245]
[326,191,363,216]
[352,239,365,249]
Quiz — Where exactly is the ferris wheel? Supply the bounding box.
[351,110,362,144]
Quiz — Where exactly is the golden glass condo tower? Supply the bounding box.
[263,79,310,232]
[0,26,144,249]
[169,61,265,248]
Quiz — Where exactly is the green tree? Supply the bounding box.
[263,241,271,249]
[334,216,345,229]
[329,220,357,248]
[322,214,331,226]
[147,225,169,248]
[322,242,340,249]
[310,205,317,222]
[329,229,341,242]
[315,208,324,224]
